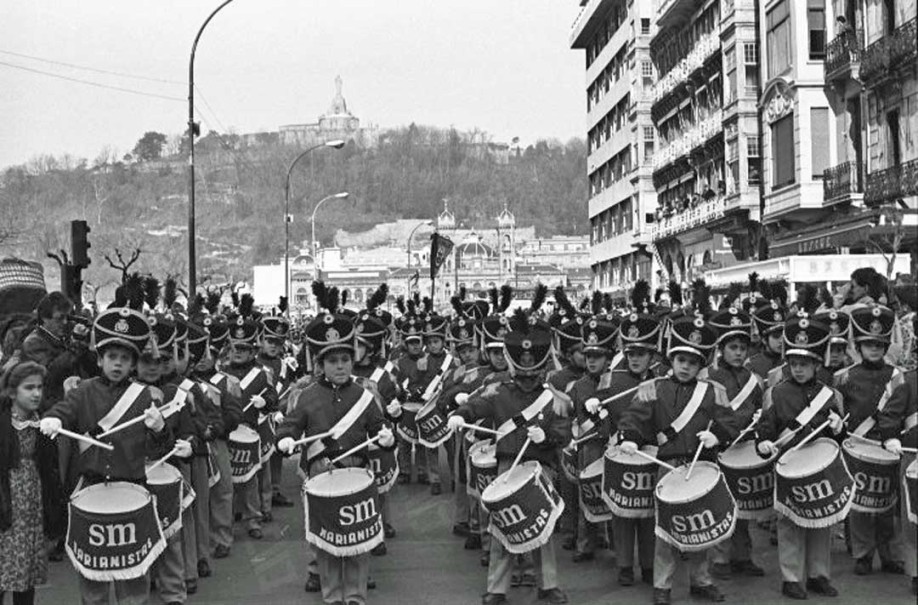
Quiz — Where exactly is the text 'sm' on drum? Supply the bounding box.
[397,402,422,444]
[303,467,383,557]
[775,438,854,528]
[416,398,453,448]
[580,458,613,522]
[718,440,776,520]
[655,461,737,553]
[228,425,262,484]
[145,462,191,540]
[66,482,166,582]
[366,442,399,494]
[481,461,564,554]
[842,438,899,513]
[467,440,497,500]
[602,444,657,519]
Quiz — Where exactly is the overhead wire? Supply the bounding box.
[0,60,184,102]
[0,49,184,85]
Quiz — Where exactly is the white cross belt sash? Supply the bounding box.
[656,381,708,446]
[728,374,759,411]
[239,367,262,394]
[778,385,834,441]
[853,369,904,437]
[96,383,147,433]
[495,388,554,444]
[305,390,375,461]
[421,353,454,401]
[370,367,386,384]
[903,412,917,433]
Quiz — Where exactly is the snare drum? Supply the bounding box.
[655,461,737,552]
[66,482,166,581]
[146,462,185,539]
[905,458,917,525]
[602,445,657,518]
[397,402,422,444]
[366,442,399,494]
[481,461,564,554]
[303,467,383,556]
[580,458,613,522]
[206,443,221,488]
[718,440,776,520]
[228,425,262,484]
[842,438,900,513]
[775,438,854,528]
[416,399,452,448]
[467,440,497,500]
[560,445,579,483]
[257,414,276,464]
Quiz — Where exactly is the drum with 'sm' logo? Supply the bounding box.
[775,438,854,528]
[303,467,384,557]
[481,461,564,554]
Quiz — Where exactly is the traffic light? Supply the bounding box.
[71,220,91,267]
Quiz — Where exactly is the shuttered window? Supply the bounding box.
[811,108,830,179]
[772,114,795,188]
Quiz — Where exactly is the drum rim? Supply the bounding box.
[70,481,152,511]
[305,466,375,497]
[655,461,724,502]
[145,462,182,483]
[604,444,660,465]
[228,425,259,440]
[777,438,840,477]
[842,438,900,464]
[481,460,541,502]
[719,440,778,467]
[579,457,605,477]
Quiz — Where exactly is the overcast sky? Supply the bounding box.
[0,0,586,169]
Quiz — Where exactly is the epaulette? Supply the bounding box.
[833,365,850,386]
[480,382,501,398]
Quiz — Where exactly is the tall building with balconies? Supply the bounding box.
[647,0,759,286]
[571,0,660,298]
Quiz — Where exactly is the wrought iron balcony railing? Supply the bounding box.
[823,160,862,203]
[824,30,862,79]
[861,18,917,86]
[865,158,918,205]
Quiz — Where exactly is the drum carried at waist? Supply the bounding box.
[775,438,854,528]
[228,425,262,484]
[146,462,195,540]
[397,402,422,444]
[481,461,564,554]
[602,445,658,519]
[467,440,497,500]
[560,445,578,483]
[303,467,383,557]
[842,438,899,513]
[206,443,221,488]
[905,458,917,525]
[718,440,776,520]
[416,398,452,448]
[655,461,737,552]
[580,458,613,523]
[66,482,166,582]
[257,414,276,464]
[366,442,399,494]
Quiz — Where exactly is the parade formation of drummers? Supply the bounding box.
[1,264,916,605]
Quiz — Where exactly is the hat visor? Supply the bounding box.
[854,335,890,344]
[484,341,504,350]
[313,343,355,360]
[95,337,141,357]
[582,344,613,355]
[785,348,823,360]
[402,334,423,343]
[623,342,657,353]
[667,345,709,362]
[716,330,751,345]
[505,350,550,375]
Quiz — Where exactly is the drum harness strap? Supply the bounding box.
[656,381,708,446]
[96,382,147,433]
[495,388,554,444]
[305,390,375,462]
[239,367,264,398]
[729,373,760,411]
[903,412,917,433]
[421,353,454,402]
[778,385,834,442]
[852,368,905,437]
[767,364,785,388]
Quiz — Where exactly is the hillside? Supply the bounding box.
[0,125,587,294]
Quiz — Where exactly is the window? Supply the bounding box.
[808,0,826,60]
[747,136,760,157]
[725,46,737,103]
[644,126,655,162]
[743,42,759,65]
[772,114,795,188]
[811,108,830,179]
[642,61,653,78]
[641,18,651,35]
[743,43,760,96]
[767,0,792,78]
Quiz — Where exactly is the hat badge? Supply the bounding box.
[355,324,365,334]
[325,327,340,341]
[799,318,809,328]
[869,319,883,334]
[729,307,738,315]
[459,328,469,340]
[774,312,783,321]
[628,325,640,339]
[234,327,245,339]
[521,339,532,350]
[795,331,809,345]
[829,321,840,334]
[114,319,130,334]
[323,314,334,324]
[589,319,597,329]
[689,330,703,344]
[587,332,598,344]
[693,317,704,328]
[872,307,882,317]
[730,317,743,326]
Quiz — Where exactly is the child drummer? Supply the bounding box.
[447,310,570,605]
[617,313,739,605]
[755,314,845,600]
[40,306,172,604]
[276,308,395,605]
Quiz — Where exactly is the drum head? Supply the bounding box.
[581,457,604,479]
[843,438,899,464]
[72,482,149,513]
[146,463,181,485]
[472,444,496,467]
[719,440,774,466]
[657,462,720,502]
[484,461,540,500]
[909,459,918,478]
[229,425,259,442]
[778,438,838,478]
[605,444,658,465]
[306,467,374,497]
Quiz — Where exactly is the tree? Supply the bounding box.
[132,131,168,162]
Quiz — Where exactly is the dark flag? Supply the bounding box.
[409,270,420,289]
[430,232,454,280]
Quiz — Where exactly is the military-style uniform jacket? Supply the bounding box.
[766,362,834,389]
[569,372,606,461]
[746,349,783,381]
[756,378,843,450]
[163,372,217,457]
[221,360,278,427]
[704,363,763,431]
[618,376,739,462]
[547,365,584,394]
[276,377,390,478]
[353,359,399,420]
[192,368,242,440]
[834,360,904,438]
[256,352,298,396]
[595,368,653,434]
[878,368,917,448]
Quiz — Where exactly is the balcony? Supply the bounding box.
[651,32,720,105]
[823,161,863,205]
[652,110,723,171]
[651,196,725,241]
[865,159,918,206]
[824,30,862,83]
[861,18,917,87]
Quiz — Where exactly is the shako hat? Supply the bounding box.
[850,305,895,344]
[784,313,830,360]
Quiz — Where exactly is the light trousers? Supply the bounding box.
[776,515,831,583]
[208,440,234,550]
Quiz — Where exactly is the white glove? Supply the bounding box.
[584,397,601,415]
[273,411,285,424]
[697,430,719,449]
[447,415,465,431]
[144,404,165,433]
[386,399,402,417]
[527,426,546,444]
[455,393,469,406]
[884,438,903,456]
[756,440,776,457]
[378,426,395,448]
[828,412,844,435]
[277,437,296,455]
[620,440,638,455]
[250,394,266,410]
[39,417,62,438]
[174,438,193,458]
[63,376,82,394]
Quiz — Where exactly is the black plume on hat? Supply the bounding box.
[205,290,221,315]
[721,282,743,310]
[631,279,651,313]
[125,273,145,311]
[395,295,407,315]
[691,278,712,318]
[530,282,548,315]
[668,281,683,306]
[367,284,388,311]
[143,276,160,310]
[498,285,513,313]
[554,285,577,318]
[591,291,603,316]
[488,287,500,314]
[164,277,178,311]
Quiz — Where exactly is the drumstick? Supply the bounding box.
[57,428,114,451]
[685,420,713,481]
[459,422,504,437]
[242,388,270,413]
[787,414,850,455]
[727,415,762,450]
[504,436,532,483]
[330,434,381,464]
[96,399,181,439]
[847,432,882,447]
[902,446,918,454]
[146,446,180,473]
[290,429,334,448]
[595,385,642,407]
[627,447,677,472]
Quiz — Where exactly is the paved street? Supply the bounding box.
[37,459,916,605]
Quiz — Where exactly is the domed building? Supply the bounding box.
[277,76,379,149]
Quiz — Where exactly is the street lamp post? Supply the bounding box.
[283,141,345,313]
[406,220,432,292]
[188,0,236,298]
[311,192,350,270]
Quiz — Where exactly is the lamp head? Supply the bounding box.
[326,140,346,149]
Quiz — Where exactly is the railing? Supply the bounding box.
[652,110,723,171]
[865,159,918,205]
[651,196,726,240]
[824,30,862,78]
[823,160,862,203]
[861,18,917,85]
[651,32,720,104]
